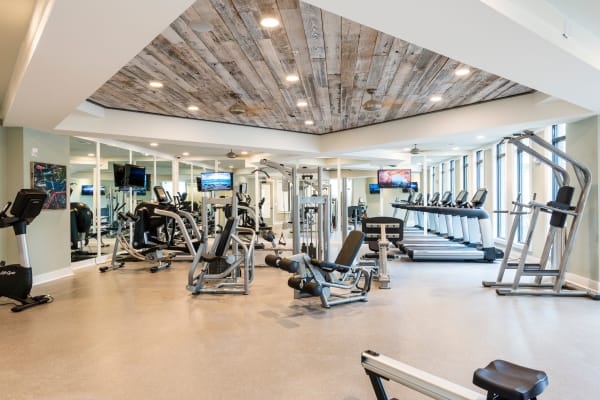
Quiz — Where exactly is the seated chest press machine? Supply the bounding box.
[187,194,256,295]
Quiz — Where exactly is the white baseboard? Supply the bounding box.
[33,267,74,286]
[71,255,109,271]
[565,272,600,292]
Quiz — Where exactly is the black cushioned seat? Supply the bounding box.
[473,360,548,400]
[316,261,350,273]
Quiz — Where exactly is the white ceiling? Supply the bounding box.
[0,0,36,112]
[2,0,599,169]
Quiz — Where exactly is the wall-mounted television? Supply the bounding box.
[377,169,412,188]
[197,172,233,192]
[409,181,418,191]
[124,164,146,189]
[113,163,125,187]
[368,183,380,194]
[81,185,106,196]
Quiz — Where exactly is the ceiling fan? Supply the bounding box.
[228,93,270,116]
[409,144,423,155]
[362,89,406,112]
[226,149,238,159]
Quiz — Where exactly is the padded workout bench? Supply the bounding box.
[362,350,548,400]
[265,230,371,308]
[361,217,403,289]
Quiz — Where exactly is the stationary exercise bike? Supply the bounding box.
[0,189,52,312]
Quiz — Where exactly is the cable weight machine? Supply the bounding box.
[261,159,331,262]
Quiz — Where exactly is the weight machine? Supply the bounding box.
[483,130,600,299]
[187,195,256,294]
[260,159,331,262]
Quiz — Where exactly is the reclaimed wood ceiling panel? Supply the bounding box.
[89,0,533,135]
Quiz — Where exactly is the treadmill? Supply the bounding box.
[401,190,471,251]
[407,189,503,262]
[398,192,456,248]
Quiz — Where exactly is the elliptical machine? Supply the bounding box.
[0,189,52,312]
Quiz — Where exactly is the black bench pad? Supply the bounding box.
[473,360,548,400]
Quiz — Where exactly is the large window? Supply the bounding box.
[496,143,506,238]
[475,150,484,189]
[551,124,566,198]
[440,163,446,193]
[449,160,455,197]
[516,145,531,242]
[462,155,469,190]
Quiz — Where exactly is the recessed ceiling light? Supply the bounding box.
[150,142,159,147]
[187,105,199,111]
[402,147,411,151]
[304,120,314,125]
[296,100,308,107]
[477,135,485,140]
[144,153,149,156]
[229,165,234,169]
[182,152,190,156]
[455,68,471,76]
[260,17,280,28]
[149,81,163,88]
[452,147,460,151]
[240,151,248,155]
[286,74,299,82]
[430,95,442,102]
[87,153,94,157]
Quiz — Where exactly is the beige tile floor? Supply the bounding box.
[1,254,599,399]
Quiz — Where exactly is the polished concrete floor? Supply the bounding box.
[2,253,599,399]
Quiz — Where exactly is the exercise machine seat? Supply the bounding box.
[307,231,365,273]
[313,261,350,273]
[335,230,365,266]
[473,360,548,400]
[200,217,236,263]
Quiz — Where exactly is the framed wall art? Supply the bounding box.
[31,162,67,209]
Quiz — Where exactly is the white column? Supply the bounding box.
[172,158,180,195]
[423,160,428,235]
[336,159,341,231]
[95,141,101,260]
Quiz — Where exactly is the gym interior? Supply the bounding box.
[2,1,600,399]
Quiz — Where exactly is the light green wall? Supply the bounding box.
[4,128,71,276]
[0,128,8,259]
[565,116,599,283]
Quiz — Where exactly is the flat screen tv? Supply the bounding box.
[124,164,146,189]
[377,169,411,189]
[113,163,125,187]
[409,181,418,191]
[368,183,380,194]
[81,185,105,196]
[145,173,152,191]
[197,172,233,192]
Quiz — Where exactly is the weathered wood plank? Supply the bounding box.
[89,0,534,135]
